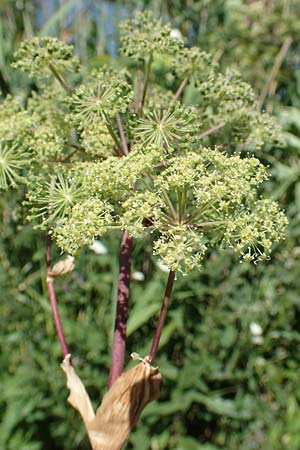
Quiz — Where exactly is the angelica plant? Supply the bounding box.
[1,10,288,449]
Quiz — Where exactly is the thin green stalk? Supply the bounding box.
[116,112,129,155]
[135,62,142,114]
[183,199,216,224]
[258,36,292,110]
[141,53,153,112]
[195,220,228,228]
[48,62,72,95]
[161,189,178,221]
[103,113,123,155]
[177,188,187,224]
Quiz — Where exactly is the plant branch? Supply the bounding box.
[108,231,133,387]
[116,112,129,155]
[149,270,176,362]
[45,233,70,359]
[173,78,188,102]
[199,122,225,140]
[258,36,292,110]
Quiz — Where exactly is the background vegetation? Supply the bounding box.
[1,1,300,449]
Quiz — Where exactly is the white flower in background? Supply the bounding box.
[156,260,170,272]
[252,335,263,345]
[132,271,145,282]
[250,322,263,345]
[89,240,108,254]
[250,322,263,336]
[170,28,183,41]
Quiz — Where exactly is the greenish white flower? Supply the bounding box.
[55,199,113,254]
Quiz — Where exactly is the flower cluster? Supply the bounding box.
[121,192,163,235]
[0,142,28,189]
[0,97,35,189]
[12,37,79,79]
[153,226,207,273]
[134,103,198,150]
[224,200,288,262]
[173,47,218,85]
[120,11,183,59]
[6,12,288,274]
[78,121,115,158]
[54,198,113,254]
[25,169,84,228]
[0,96,36,148]
[69,68,133,123]
[199,69,256,112]
[197,69,282,148]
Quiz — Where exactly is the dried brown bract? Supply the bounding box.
[61,353,162,450]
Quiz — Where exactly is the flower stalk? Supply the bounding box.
[149,270,176,362]
[141,53,153,112]
[45,233,70,359]
[173,77,187,101]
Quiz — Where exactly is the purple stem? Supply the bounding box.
[45,234,70,359]
[108,231,133,387]
[149,270,176,362]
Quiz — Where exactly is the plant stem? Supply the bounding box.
[108,231,133,387]
[135,62,142,114]
[48,62,72,95]
[149,270,176,362]
[116,112,129,155]
[103,113,123,155]
[173,78,188,102]
[258,36,292,110]
[45,233,70,359]
[141,53,153,112]
[161,189,178,221]
[199,122,225,139]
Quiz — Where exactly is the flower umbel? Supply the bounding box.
[0,142,28,189]
[120,11,182,59]
[13,37,79,79]
[69,69,133,124]
[134,104,198,150]
[26,170,84,227]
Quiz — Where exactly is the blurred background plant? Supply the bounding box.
[1,1,300,449]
